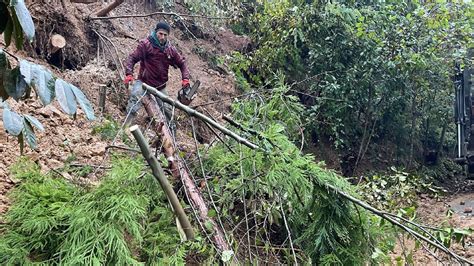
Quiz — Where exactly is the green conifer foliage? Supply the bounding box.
[201,77,390,264]
[0,156,206,265]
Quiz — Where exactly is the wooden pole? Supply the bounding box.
[130,125,194,240]
[142,83,259,150]
[94,0,124,17]
[98,84,106,115]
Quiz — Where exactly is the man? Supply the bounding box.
[123,21,190,128]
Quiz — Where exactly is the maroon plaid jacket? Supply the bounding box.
[125,38,190,88]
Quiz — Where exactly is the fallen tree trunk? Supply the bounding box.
[140,94,231,254]
[142,83,259,150]
[130,125,194,240]
[94,0,124,17]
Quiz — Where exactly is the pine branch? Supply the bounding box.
[105,145,140,153]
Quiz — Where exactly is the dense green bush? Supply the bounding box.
[0,156,208,265]
[230,0,473,173]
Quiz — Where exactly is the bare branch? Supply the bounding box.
[88,11,231,20]
[105,145,140,153]
[321,182,473,265]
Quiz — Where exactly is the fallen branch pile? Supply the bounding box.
[131,82,472,264]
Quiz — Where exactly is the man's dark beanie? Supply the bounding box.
[155,21,171,33]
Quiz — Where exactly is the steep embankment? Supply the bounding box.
[0,1,248,214]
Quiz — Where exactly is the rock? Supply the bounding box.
[90,143,107,156]
[460,201,466,205]
[38,105,63,118]
[464,207,473,214]
[47,159,63,170]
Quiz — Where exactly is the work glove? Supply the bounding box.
[182,79,190,88]
[123,75,134,85]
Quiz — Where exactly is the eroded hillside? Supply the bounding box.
[0,0,249,214]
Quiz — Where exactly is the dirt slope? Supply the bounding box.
[0,1,249,214]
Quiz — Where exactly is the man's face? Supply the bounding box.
[156,29,168,44]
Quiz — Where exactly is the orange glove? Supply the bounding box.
[124,75,134,84]
[182,79,190,87]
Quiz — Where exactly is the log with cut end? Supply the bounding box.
[50,34,66,54]
[94,0,125,17]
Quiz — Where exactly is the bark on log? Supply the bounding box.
[140,94,231,254]
[142,83,259,150]
[94,0,124,17]
[130,125,195,240]
[50,34,66,54]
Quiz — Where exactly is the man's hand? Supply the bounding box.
[182,79,190,88]
[124,75,134,85]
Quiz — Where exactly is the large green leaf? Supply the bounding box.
[0,49,9,69]
[19,60,55,105]
[19,59,33,84]
[0,49,10,100]
[22,118,37,149]
[0,3,8,34]
[10,11,24,50]
[3,11,12,47]
[34,67,55,105]
[2,105,23,136]
[24,114,44,131]
[10,0,34,42]
[3,67,26,100]
[70,84,95,120]
[55,79,77,115]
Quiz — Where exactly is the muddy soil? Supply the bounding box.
[391,189,474,264]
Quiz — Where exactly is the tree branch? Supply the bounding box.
[89,11,230,21]
[321,182,472,264]
[142,83,259,150]
[94,0,124,17]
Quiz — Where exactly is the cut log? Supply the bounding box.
[140,94,231,254]
[50,34,66,54]
[94,0,124,17]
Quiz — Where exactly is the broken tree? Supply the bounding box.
[138,90,231,255]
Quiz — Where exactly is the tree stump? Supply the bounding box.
[50,34,66,54]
